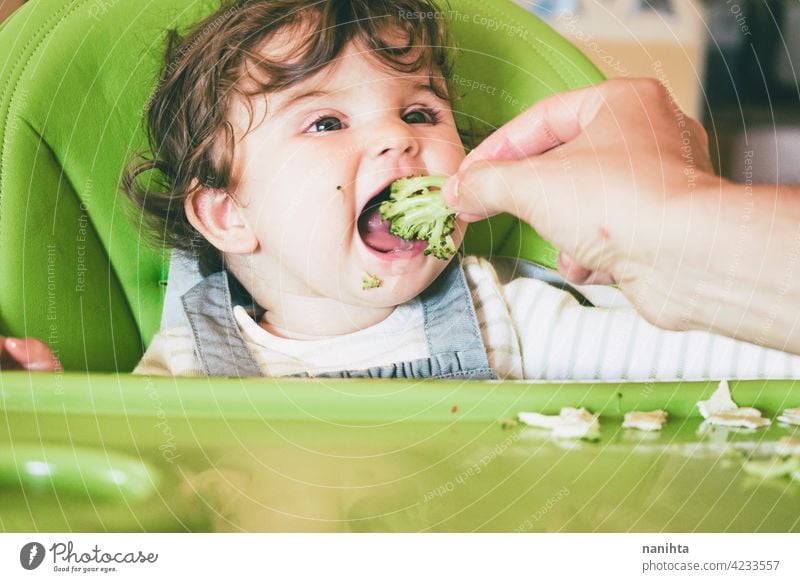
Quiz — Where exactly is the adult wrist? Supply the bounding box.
[615,173,726,333]
[656,177,800,353]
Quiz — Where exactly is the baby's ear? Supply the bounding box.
[184,182,258,254]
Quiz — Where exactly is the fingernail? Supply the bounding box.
[6,339,17,349]
[443,174,460,203]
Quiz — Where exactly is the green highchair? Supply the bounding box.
[0,0,797,532]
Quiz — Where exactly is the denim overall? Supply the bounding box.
[180,259,497,379]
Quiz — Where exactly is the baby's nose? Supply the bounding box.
[368,123,420,160]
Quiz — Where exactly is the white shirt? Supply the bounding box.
[134,256,800,380]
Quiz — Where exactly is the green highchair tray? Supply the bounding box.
[0,373,798,532]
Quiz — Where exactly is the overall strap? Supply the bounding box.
[181,271,263,377]
[418,258,495,378]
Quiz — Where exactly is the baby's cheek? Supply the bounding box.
[438,139,467,174]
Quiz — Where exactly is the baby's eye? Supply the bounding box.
[306,115,345,133]
[403,108,441,125]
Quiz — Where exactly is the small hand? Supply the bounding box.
[0,336,62,372]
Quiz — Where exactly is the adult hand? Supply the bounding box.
[443,78,800,353]
[443,78,718,324]
[0,336,62,371]
[444,78,713,285]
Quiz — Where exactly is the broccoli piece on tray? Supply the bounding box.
[378,175,457,260]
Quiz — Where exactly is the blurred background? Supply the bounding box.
[518,0,800,184]
[2,0,799,183]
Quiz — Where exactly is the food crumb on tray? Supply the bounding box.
[697,380,771,429]
[777,407,800,426]
[500,417,519,430]
[518,407,600,441]
[623,410,668,431]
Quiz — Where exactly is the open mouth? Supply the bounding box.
[357,185,427,255]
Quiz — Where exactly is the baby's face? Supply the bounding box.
[229,42,466,311]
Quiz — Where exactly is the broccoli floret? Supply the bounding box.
[378,175,457,260]
[362,273,382,290]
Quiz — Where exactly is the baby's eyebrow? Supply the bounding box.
[268,79,445,119]
[269,89,330,118]
[412,81,445,100]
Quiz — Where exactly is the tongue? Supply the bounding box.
[358,207,418,252]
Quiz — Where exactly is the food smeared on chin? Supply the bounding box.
[362,273,382,290]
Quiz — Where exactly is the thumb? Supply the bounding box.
[444,158,556,231]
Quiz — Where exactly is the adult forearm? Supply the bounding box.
[652,181,800,354]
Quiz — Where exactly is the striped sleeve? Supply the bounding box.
[462,257,524,379]
[500,273,800,381]
[132,326,205,377]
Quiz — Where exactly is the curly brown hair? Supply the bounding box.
[123,0,458,276]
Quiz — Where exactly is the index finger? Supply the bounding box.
[461,83,604,170]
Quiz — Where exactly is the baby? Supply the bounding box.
[4,0,800,380]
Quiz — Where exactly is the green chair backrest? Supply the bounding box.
[0,0,602,371]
